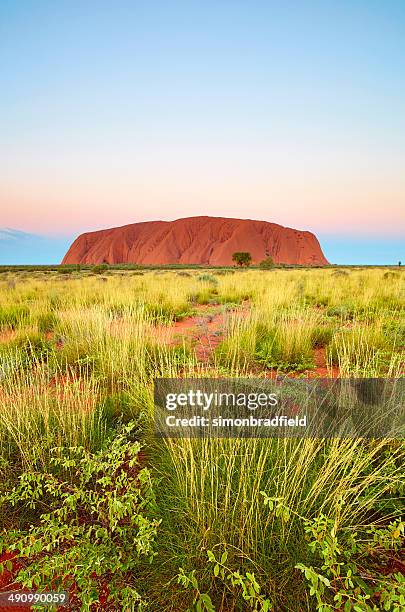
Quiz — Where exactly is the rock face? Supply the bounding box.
[62,216,329,266]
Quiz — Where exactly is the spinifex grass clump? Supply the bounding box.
[36,311,59,333]
[310,324,334,348]
[327,323,402,377]
[255,312,315,372]
[154,435,405,609]
[0,357,104,470]
[214,310,257,372]
[216,308,319,372]
[0,305,30,330]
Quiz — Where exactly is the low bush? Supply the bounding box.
[57,266,74,275]
[91,263,109,275]
[383,271,399,280]
[326,303,356,320]
[296,513,405,611]
[198,274,218,283]
[304,294,330,307]
[259,256,275,269]
[218,291,252,304]
[0,422,159,610]
[188,290,214,305]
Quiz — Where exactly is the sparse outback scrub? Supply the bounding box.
[0,268,403,610]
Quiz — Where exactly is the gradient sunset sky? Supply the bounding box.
[1,1,404,263]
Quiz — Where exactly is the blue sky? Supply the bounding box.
[0,228,405,265]
[0,229,402,266]
[1,1,404,264]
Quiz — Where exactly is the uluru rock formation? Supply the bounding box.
[62,216,329,266]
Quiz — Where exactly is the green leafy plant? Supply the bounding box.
[0,422,159,610]
[177,569,216,611]
[207,550,272,611]
[91,263,109,274]
[259,492,405,611]
[259,256,274,269]
[296,515,405,611]
[178,550,272,611]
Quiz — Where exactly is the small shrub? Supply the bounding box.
[178,550,271,611]
[304,294,330,307]
[259,256,274,269]
[214,269,235,275]
[144,302,175,323]
[296,513,405,611]
[144,301,190,323]
[188,290,213,305]
[198,274,218,284]
[1,423,159,610]
[92,263,109,275]
[384,271,399,280]
[332,269,348,277]
[218,291,252,305]
[57,266,73,274]
[326,304,356,320]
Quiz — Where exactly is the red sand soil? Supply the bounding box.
[153,305,340,377]
[0,330,17,343]
[277,348,340,378]
[0,552,27,612]
[312,347,340,378]
[62,216,328,266]
[0,550,110,612]
[153,304,231,363]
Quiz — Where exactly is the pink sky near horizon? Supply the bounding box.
[2,169,404,238]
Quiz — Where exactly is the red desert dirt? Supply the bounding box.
[62,216,329,266]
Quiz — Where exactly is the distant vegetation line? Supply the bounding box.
[0,263,401,273]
